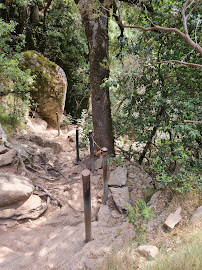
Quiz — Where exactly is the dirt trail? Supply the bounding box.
[0,126,135,270]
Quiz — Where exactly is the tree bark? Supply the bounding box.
[76,0,114,154]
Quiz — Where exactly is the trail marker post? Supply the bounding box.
[81,169,92,243]
[102,147,108,204]
[56,112,60,136]
[76,126,80,163]
[89,130,95,173]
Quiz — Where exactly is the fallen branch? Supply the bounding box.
[47,166,70,182]
[34,183,63,207]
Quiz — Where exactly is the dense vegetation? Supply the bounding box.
[0,0,201,192]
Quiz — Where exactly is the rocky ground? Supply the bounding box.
[0,118,201,270]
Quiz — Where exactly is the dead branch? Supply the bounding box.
[34,183,63,207]
[114,0,202,55]
[184,120,202,124]
[47,166,70,182]
[152,60,202,68]
[26,165,55,181]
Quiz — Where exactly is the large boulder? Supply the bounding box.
[20,51,67,126]
[0,173,34,207]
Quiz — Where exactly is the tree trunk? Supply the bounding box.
[76,0,114,155]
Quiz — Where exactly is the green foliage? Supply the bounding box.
[78,109,93,149]
[42,0,90,118]
[1,0,90,119]
[107,0,201,193]
[126,200,155,244]
[113,153,125,166]
[0,19,34,124]
[143,229,202,270]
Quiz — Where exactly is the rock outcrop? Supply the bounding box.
[20,51,67,126]
[0,173,34,207]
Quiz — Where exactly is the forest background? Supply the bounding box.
[0,0,201,193]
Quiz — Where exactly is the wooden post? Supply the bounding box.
[76,126,80,163]
[102,147,108,204]
[56,112,60,136]
[89,130,95,173]
[81,169,91,243]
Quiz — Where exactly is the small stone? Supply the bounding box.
[191,206,202,221]
[109,166,127,186]
[97,169,103,175]
[95,158,103,171]
[67,129,76,143]
[147,191,161,206]
[97,190,103,198]
[136,245,159,260]
[164,207,182,229]
[128,173,136,179]
[0,149,17,167]
[111,210,122,218]
[91,175,101,185]
[0,145,8,154]
[19,194,41,211]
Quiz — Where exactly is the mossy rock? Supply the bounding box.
[20,51,67,126]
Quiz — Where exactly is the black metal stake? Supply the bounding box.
[76,126,80,163]
[56,112,60,136]
[81,169,91,243]
[102,147,108,204]
[89,130,95,173]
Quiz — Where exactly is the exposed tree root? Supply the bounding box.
[34,183,63,207]
[0,196,50,220]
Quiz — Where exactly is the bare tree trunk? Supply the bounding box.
[76,0,114,154]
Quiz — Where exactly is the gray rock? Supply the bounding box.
[128,173,136,179]
[26,116,48,133]
[0,173,34,207]
[110,187,130,213]
[147,191,161,206]
[95,158,103,171]
[111,209,122,218]
[164,207,182,229]
[25,134,62,154]
[0,149,17,167]
[91,175,101,185]
[20,51,67,127]
[96,169,103,175]
[67,129,76,143]
[97,205,110,225]
[191,206,202,221]
[0,194,41,219]
[109,166,127,186]
[136,245,159,260]
[0,145,8,154]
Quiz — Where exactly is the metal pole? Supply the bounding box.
[89,130,95,173]
[102,147,108,204]
[81,169,91,243]
[76,126,80,163]
[56,112,60,136]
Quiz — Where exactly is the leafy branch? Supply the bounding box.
[114,0,202,67]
